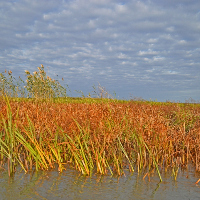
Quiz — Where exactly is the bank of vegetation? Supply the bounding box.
[0,65,200,182]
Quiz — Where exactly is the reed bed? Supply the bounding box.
[0,66,200,181]
[0,97,200,180]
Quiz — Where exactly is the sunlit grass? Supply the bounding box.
[0,65,200,182]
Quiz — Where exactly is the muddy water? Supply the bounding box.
[0,165,200,200]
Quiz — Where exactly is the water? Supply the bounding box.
[0,165,200,200]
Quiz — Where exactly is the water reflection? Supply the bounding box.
[0,165,200,200]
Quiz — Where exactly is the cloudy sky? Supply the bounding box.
[1,0,200,102]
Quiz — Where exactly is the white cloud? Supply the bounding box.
[153,56,165,61]
[147,38,158,43]
[178,40,187,44]
[166,26,175,32]
[115,4,127,13]
[138,49,158,56]
[118,53,128,59]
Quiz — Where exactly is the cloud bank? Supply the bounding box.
[1,0,200,101]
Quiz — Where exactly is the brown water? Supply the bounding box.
[0,165,200,200]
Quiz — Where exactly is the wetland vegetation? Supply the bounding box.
[0,65,200,183]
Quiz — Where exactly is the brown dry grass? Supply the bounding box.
[0,98,200,177]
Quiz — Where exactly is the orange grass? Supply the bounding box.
[0,96,200,180]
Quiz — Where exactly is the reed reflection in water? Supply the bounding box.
[0,165,200,200]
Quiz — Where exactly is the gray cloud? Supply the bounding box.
[0,0,200,101]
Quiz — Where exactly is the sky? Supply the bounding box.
[0,0,200,102]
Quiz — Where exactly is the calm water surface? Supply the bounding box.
[0,165,200,200]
